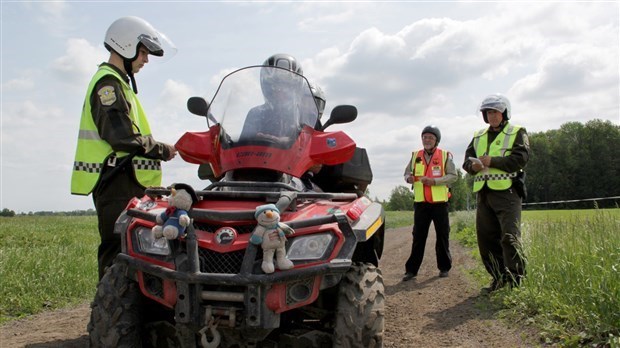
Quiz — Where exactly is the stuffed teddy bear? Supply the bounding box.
[152,183,198,240]
[250,204,295,274]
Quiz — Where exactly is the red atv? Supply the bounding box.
[88,65,385,347]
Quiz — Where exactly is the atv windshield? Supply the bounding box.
[207,66,319,149]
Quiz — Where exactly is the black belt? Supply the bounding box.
[101,152,138,181]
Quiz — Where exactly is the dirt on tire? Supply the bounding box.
[334,263,384,347]
[0,225,538,347]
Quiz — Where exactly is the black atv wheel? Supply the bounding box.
[88,262,143,347]
[333,262,385,348]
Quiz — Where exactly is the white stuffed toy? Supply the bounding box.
[250,204,295,274]
[152,183,198,240]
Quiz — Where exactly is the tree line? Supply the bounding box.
[0,208,96,217]
[384,119,620,211]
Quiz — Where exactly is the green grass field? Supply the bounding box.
[514,209,620,346]
[1,209,618,346]
[0,216,99,323]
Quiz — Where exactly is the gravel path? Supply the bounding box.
[0,226,538,347]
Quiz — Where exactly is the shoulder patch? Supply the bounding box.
[97,85,117,106]
[522,132,530,148]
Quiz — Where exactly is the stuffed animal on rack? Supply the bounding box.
[152,183,198,240]
[249,204,295,274]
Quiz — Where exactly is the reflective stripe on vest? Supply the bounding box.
[472,123,521,192]
[71,65,162,195]
[411,149,449,203]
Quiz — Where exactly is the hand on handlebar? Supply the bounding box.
[165,144,178,161]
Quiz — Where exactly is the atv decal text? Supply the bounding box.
[236,151,273,158]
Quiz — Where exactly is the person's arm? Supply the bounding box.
[488,128,530,172]
[434,152,457,185]
[91,76,175,160]
[403,157,414,184]
[462,138,479,175]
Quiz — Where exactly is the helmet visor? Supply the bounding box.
[480,100,506,113]
[138,34,164,56]
[314,97,326,115]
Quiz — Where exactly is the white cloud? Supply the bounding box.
[2,76,35,91]
[1,1,618,211]
[512,44,617,99]
[159,79,195,111]
[2,100,63,129]
[150,79,202,144]
[298,10,355,32]
[18,0,74,37]
[508,42,619,130]
[51,38,107,87]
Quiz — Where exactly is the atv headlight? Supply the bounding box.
[287,233,333,261]
[136,227,171,256]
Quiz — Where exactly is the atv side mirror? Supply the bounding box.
[321,105,357,131]
[188,96,218,124]
[187,97,210,117]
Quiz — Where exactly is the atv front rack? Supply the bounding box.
[120,209,356,285]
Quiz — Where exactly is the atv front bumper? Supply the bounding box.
[115,212,358,331]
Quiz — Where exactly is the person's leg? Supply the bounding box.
[405,203,432,277]
[93,195,129,280]
[494,189,526,285]
[92,169,144,280]
[476,191,505,282]
[433,203,452,274]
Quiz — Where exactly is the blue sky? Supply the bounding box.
[1,1,618,213]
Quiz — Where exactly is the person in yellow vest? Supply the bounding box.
[71,16,177,280]
[462,94,530,293]
[402,125,457,281]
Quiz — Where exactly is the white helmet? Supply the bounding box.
[309,83,326,119]
[260,53,304,105]
[479,93,511,123]
[263,53,303,75]
[104,16,166,59]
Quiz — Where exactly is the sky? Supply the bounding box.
[1,1,619,213]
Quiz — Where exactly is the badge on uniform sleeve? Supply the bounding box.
[523,133,530,148]
[98,86,117,106]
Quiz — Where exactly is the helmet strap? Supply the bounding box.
[123,59,138,94]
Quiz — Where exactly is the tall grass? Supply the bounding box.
[449,209,620,346]
[0,216,99,324]
[384,210,413,229]
[450,210,477,249]
[508,209,620,346]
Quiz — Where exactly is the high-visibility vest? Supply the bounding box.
[472,123,521,192]
[411,148,449,203]
[71,65,162,195]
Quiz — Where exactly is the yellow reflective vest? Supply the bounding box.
[411,149,449,203]
[71,65,162,195]
[472,123,521,192]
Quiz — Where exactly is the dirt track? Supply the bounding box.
[0,226,537,347]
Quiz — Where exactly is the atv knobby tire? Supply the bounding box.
[88,262,143,347]
[333,262,385,348]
